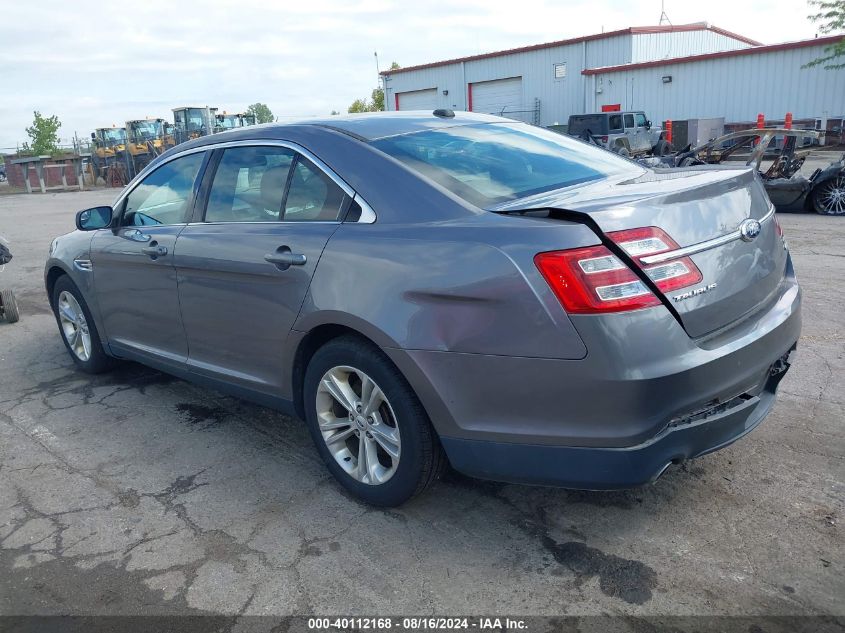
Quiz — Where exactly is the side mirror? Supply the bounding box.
[76,206,113,231]
[90,132,96,139]
[645,120,652,129]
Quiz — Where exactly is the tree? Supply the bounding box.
[330,110,340,116]
[348,61,400,113]
[347,98,370,114]
[805,0,845,69]
[246,102,274,124]
[22,111,61,155]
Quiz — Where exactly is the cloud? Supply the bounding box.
[0,0,823,149]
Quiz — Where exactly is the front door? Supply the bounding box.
[91,151,207,368]
[175,145,348,397]
[633,112,651,153]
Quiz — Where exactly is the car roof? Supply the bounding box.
[187,111,506,145]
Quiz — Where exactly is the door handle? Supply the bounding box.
[141,243,167,258]
[264,248,307,270]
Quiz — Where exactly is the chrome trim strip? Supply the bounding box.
[640,204,776,266]
[73,258,93,272]
[112,139,377,224]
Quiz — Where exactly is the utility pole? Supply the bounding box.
[659,0,671,25]
[374,51,384,111]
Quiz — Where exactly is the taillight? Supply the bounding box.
[535,246,660,314]
[599,135,608,143]
[535,226,703,314]
[608,227,703,293]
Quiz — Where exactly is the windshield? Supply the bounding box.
[101,128,125,144]
[371,122,640,208]
[180,109,207,132]
[130,121,160,141]
[218,115,238,129]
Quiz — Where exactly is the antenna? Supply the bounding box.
[659,0,672,25]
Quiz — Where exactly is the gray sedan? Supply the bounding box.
[45,111,801,506]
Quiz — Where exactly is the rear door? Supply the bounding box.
[90,151,207,368]
[174,144,349,396]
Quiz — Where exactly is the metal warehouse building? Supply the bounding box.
[382,23,844,128]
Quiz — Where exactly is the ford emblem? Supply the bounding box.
[739,219,762,242]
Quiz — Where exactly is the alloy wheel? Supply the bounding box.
[315,365,401,485]
[57,291,91,361]
[815,176,845,215]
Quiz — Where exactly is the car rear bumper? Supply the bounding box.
[383,272,801,488]
[439,351,793,489]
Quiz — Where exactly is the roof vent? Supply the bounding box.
[433,109,455,118]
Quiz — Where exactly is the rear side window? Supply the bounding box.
[283,157,346,222]
[205,146,295,222]
[608,114,623,131]
[624,114,635,128]
[567,114,607,135]
[371,122,640,208]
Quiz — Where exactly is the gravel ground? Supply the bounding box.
[0,188,842,629]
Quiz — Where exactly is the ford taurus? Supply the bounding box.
[45,111,801,506]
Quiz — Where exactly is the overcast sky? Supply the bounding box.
[0,0,826,150]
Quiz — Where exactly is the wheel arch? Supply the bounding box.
[289,319,455,439]
[45,263,72,309]
[291,322,396,420]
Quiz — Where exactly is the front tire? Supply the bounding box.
[303,336,444,506]
[52,275,115,373]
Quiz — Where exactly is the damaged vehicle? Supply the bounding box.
[651,129,845,215]
[45,112,800,506]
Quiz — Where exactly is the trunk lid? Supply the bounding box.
[495,166,787,338]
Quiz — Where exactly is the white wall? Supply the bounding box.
[589,43,845,124]
[631,30,751,62]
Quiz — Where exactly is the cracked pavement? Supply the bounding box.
[0,189,842,622]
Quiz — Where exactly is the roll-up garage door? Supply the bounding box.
[469,77,524,120]
[395,88,437,111]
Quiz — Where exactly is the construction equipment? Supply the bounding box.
[125,118,174,176]
[90,126,127,182]
[215,111,257,132]
[172,106,218,144]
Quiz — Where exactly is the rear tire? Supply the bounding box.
[51,275,115,374]
[303,336,445,506]
[616,146,630,158]
[1,289,19,323]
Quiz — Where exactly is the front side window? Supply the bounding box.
[121,152,205,226]
[371,122,642,208]
[634,113,647,128]
[205,146,295,222]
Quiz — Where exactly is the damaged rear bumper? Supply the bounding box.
[440,347,795,489]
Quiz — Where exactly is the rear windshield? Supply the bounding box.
[567,114,608,135]
[371,122,639,208]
